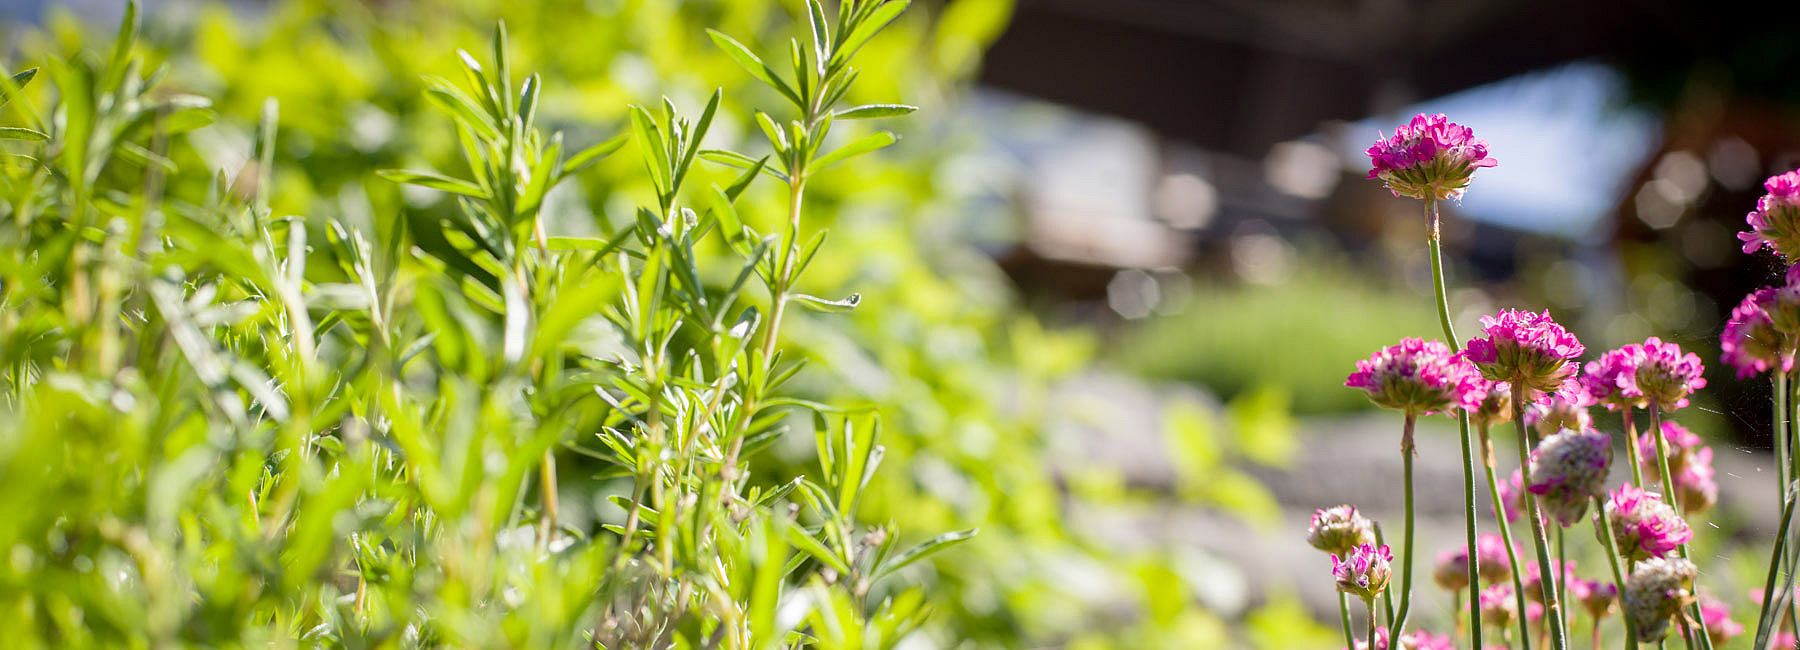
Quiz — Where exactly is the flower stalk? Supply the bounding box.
[1425,196,1486,645]
[1514,382,1572,650]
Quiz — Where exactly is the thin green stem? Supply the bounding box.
[1646,404,1713,650]
[1481,424,1536,650]
[1393,414,1419,637]
[1591,495,1636,650]
[1367,600,1380,650]
[1338,584,1357,650]
[1425,197,1483,646]
[1624,409,1645,487]
[1514,383,1570,650]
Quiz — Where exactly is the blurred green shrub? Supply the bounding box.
[1116,266,1439,414]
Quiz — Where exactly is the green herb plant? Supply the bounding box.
[0,1,971,647]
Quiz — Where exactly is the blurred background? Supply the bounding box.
[8,0,1800,647]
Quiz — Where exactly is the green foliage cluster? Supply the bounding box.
[0,0,1327,647]
[1118,266,1440,414]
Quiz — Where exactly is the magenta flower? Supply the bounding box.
[1739,169,1800,261]
[1351,627,1391,650]
[1528,429,1612,526]
[1466,309,1586,393]
[1521,558,1578,603]
[1346,338,1483,416]
[1700,597,1744,643]
[1525,379,1595,436]
[1469,379,1514,429]
[1479,583,1519,628]
[1365,113,1497,201]
[1569,577,1618,619]
[1334,543,1394,602]
[1582,344,1647,410]
[1631,337,1706,410]
[1431,546,1469,592]
[1474,532,1514,584]
[1722,288,1793,379]
[1637,420,1704,474]
[1675,446,1719,515]
[1400,631,1454,650]
[1497,469,1526,523]
[1308,505,1376,556]
[1606,484,1692,560]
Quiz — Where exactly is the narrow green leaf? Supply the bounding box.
[561,132,627,176]
[377,169,489,199]
[835,104,917,120]
[835,0,909,67]
[792,293,860,313]
[811,131,896,170]
[0,127,48,141]
[874,529,976,581]
[629,106,671,197]
[786,526,851,575]
[700,150,786,184]
[0,67,38,109]
[706,29,803,107]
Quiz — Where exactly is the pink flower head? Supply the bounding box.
[1334,543,1395,602]
[1777,631,1798,649]
[1527,429,1613,526]
[1582,344,1647,410]
[1606,484,1693,560]
[1569,577,1618,619]
[1351,627,1391,650]
[1432,546,1470,592]
[1722,288,1794,379]
[1521,559,1579,603]
[1623,557,1697,642]
[1479,583,1518,628]
[1700,597,1744,643]
[1469,379,1514,429]
[1350,627,1449,650]
[1399,631,1454,650]
[1631,337,1706,410]
[1675,446,1719,515]
[1308,505,1376,556]
[1739,169,1800,261]
[1466,309,1586,393]
[1474,532,1515,584]
[1498,469,1526,524]
[1637,420,1704,474]
[1526,379,1595,436]
[1365,113,1497,201]
[1346,338,1483,416]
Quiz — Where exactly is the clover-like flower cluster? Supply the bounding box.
[1365,113,1498,201]
[1740,170,1800,262]
[1622,556,1697,642]
[1345,338,1483,416]
[1466,309,1586,393]
[1606,484,1693,560]
[1308,505,1376,556]
[1525,380,1594,437]
[1700,597,1744,644]
[1722,287,1794,379]
[1632,337,1707,410]
[1582,343,1647,410]
[1638,420,1719,515]
[1528,429,1612,526]
[1569,577,1617,619]
[1468,379,1513,429]
[1334,543,1395,603]
[1479,583,1518,628]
